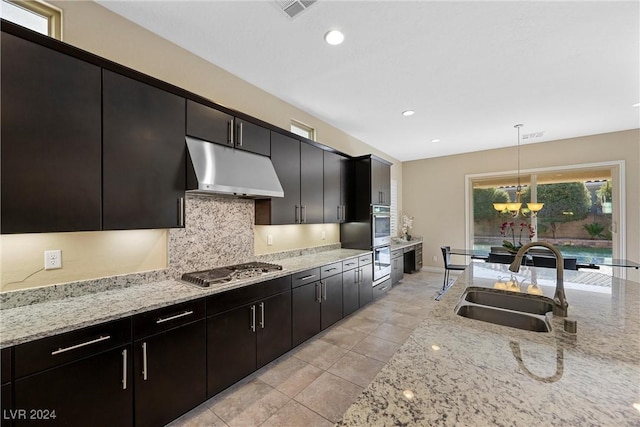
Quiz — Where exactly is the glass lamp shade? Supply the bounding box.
[506,202,522,212]
[493,203,508,212]
[526,202,544,212]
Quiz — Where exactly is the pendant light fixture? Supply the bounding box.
[493,124,544,217]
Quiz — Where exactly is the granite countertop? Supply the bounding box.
[339,262,640,426]
[390,237,422,251]
[0,248,370,349]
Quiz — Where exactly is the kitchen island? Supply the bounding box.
[338,261,640,426]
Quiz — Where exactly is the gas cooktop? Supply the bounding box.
[181,262,283,288]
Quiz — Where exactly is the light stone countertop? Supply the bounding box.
[0,248,369,349]
[338,261,640,426]
[390,237,422,252]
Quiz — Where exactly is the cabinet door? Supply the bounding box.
[371,159,391,206]
[359,266,374,307]
[207,304,256,397]
[300,142,324,224]
[256,292,292,368]
[292,282,321,347]
[1,33,102,234]
[268,132,301,224]
[392,257,404,285]
[323,151,342,223]
[14,345,133,427]
[321,275,343,330]
[186,100,233,146]
[235,119,270,157]
[134,320,206,427]
[342,269,359,317]
[103,70,186,230]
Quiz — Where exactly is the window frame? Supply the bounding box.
[2,0,62,39]
[290,119,316,141]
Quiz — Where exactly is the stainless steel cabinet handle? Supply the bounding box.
[315,283,321,302]
[300,274,316,281]
[355,269,360,284]
[322,282,327,301]
[121,349,128,390]
[259,302,265,329]
[156,310,194,324]
[301,205,307,223]
[178,197,185,227]
[337,205,341,221]
[325,267,337,272]
[250,305,256,332]
[228,119,234,145]
[51,335,111,355]
[238,122,243,146]
[295,205,300,223]
[342,206,346,221]
[142,342,148,381]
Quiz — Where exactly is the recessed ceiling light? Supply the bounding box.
[402,110,415,116]
[633,102,640,107]
[324,29,344,45]
[431,139,441,143]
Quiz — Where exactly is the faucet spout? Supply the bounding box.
[508,241,569,317]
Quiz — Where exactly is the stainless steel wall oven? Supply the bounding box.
[371,205,391,247]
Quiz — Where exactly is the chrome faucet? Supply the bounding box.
[509,241,569,317]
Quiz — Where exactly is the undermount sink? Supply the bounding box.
[464,288,554,315]
[455,287,553,333]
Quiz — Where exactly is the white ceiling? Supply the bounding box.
[96,0,640,161]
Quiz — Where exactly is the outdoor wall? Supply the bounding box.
[403,129,639,283]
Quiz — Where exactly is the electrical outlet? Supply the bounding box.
[321,231,326,240]
[267,235,273,246]
[432,255,437,262]
[44,250,62,270]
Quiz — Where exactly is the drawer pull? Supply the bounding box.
[121,349,128,390]
[156,310,194,324]
[344,262,356,266]
[324,267,337,272]
[51,335,111,355]
[299,274,316,281]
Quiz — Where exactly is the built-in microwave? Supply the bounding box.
[371,205,391,247]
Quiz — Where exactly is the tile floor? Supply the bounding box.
[168,269,444,427]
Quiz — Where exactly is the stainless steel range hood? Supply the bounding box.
[186,136,284,198]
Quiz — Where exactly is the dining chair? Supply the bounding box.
[441,246,467,290]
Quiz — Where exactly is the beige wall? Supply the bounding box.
[403,129,640,283]
[0,1,401,292]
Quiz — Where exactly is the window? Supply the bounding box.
[1,0,61,39]
[468,162,624,276]
[290,120,316,141]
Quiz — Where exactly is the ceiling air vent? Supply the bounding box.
[521,131,545,140]
[275,0,317,19]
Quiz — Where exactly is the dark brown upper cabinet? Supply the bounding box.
[323,151,350,223]
[1,32,102,234]
[255,132,323,225]
[102,70,186,230]
[186,100,270,157]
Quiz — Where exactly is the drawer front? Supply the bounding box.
[320,262,343,279]
[342,258,359,271]
[291,268,321,289]
[358,254,373,266]
[391,249,403,259]
[134,298,205,339]
[207,275,291,317]
[15,318,131,379]
[373,278,392,300]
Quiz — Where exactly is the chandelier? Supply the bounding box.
[493,124,544,218]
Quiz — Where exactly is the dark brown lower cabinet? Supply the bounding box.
[14,345,132,427]
[359,265,374,307]
[292,273,343,346]
[342,267,360,317]
[13,319,132,427]
[207,282,291,397]
[133,313,206,427]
